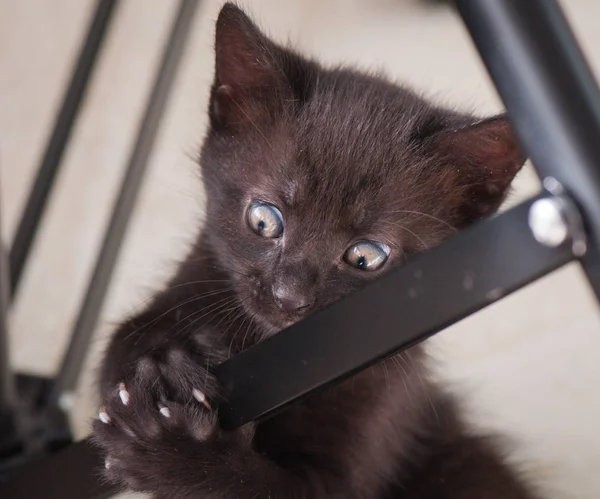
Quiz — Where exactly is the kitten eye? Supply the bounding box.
[247,201,284,238]
[343,241,390,271]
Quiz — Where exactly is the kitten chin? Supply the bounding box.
[93,3,537,499]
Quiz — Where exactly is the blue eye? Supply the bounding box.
[247,201,284,238]
[343,241,390,271]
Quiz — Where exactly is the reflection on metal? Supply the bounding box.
[529,178,587,256]
[529,198,571,248]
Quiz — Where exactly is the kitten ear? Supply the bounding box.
[432,115,527,221]
[211,3,291,129]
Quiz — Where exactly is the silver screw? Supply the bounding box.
[528,197,569,248]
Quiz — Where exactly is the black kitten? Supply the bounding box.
[93,4,537,498]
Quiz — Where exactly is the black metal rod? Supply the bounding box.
[0,197,16,437]
[51,0,200,400]
[216,196,575,428]
[8,0,119,297]
[455,0,600,298]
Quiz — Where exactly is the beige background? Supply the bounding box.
[2,1,600,498]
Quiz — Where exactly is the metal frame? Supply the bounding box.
[216,194,576,427]
[455,0,600,296]
[1,0,599,496]
[51,0,200,402]
[0,193,15,444]
[8,0,119,297]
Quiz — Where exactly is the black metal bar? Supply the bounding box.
[51,0,201,400]
[9,0,119,297]
[216,195,575,428]
[455,0,600,298]
[0,194,16,440]
[0,439,115,499]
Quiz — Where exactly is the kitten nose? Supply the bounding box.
[272,282,311,313]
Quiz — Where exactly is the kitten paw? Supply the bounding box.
[92,349,252,492]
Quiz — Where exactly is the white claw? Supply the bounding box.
[192,388,205,402]
[192,388,212,410]
[104,460,111,469]
[98,407,111,424]
[118,383,130,405]
[159,406,171,418]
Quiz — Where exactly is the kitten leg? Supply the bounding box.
[93,353,336,499]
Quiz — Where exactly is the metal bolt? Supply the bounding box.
[528,197,570,247]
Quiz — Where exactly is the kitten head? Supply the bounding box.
[200,3,526,335]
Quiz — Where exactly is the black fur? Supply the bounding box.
[93,4,535,498]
